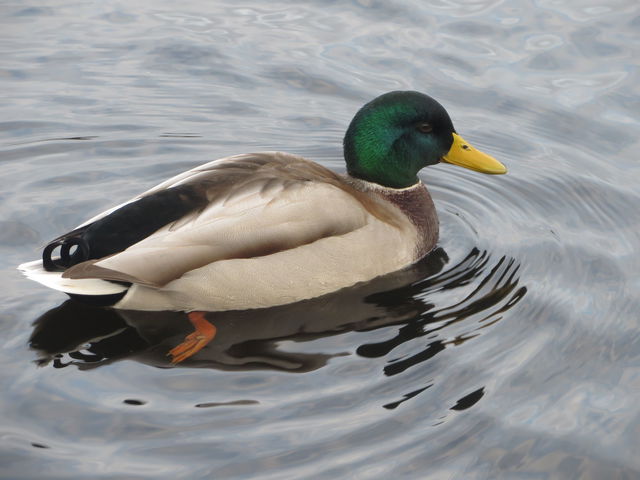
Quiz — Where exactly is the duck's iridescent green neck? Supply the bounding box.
[343,91,455,189]
[343,104,416,188]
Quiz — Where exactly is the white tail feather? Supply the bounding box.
[18,259,129,296]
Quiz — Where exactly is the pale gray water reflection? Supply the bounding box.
[1,0,639,479]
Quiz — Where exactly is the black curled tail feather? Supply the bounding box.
[43,229,91,272]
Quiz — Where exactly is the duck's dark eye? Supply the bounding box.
[417,123,433,133]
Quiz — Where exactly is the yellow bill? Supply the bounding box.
[442,133,507,174]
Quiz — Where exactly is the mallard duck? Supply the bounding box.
[19,91,505,362]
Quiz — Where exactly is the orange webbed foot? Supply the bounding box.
[168,311,217,364]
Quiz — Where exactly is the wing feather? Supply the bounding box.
[62,153,394,287]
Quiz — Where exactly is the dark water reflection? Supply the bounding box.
[2,0,640,478]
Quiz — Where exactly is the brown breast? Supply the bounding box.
[344,176,439,260]
[376,183,439,259]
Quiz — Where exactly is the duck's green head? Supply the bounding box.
[343,91,506,188]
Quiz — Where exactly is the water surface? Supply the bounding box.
[1,0,639,478]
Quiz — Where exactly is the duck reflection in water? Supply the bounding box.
[30,247,526,375]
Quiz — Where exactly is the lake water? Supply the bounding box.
[1,0,639,478]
